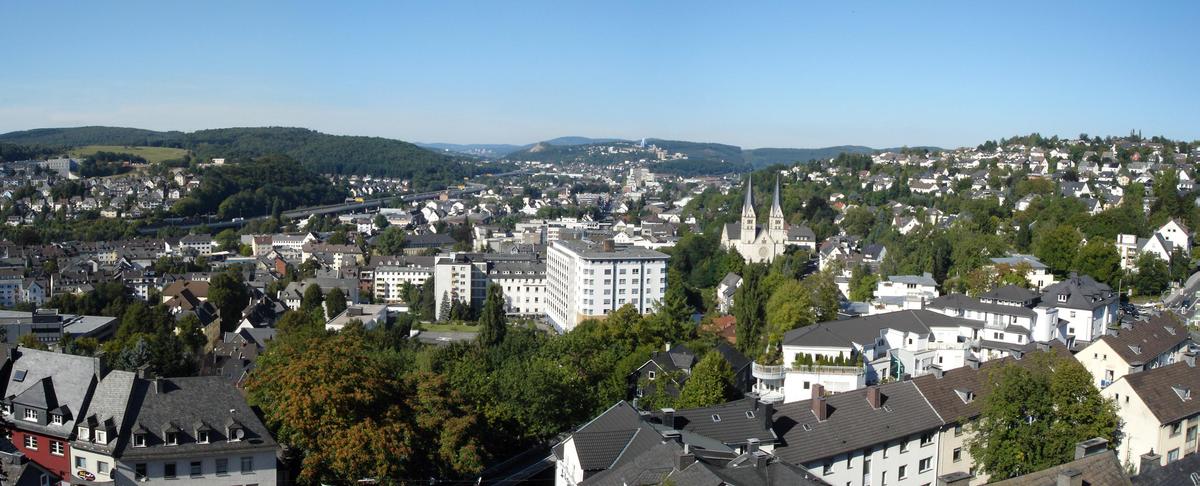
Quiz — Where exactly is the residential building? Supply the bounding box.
[487,259,546,317]
[1101,357,1200,472]
[868,273,939,314]
[986,439,1129,486]
[71,370,137,484]
[372,262,433,303]
[1,347,104,481]
[1076,313,1190,388]
[325,304,388,332]
[546,239,669,332]
[987,254,1057,290]
[720,176,817,263]
[113,376,278,485]
[1041,274,1119,345]
[716,272,741,314]
[772,382,944,486]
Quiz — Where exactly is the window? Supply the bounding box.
[166,431,178,445]
[75,457,86,469]
[216,458,229,475]
[1171,422,1183,437]
[164,462,177,479]
[953,447,962,462]
[97,461,109,475]
[24,409,37,421]
[900,441,909,453]
[920,432,933,446]
[96,430,106,443]
[647,370,656,380]
[49,440,63,456]
[954,424,963,437]
[898,464,907,479]
[919,457,932,472]
[50,414,62,425]
[823,462,832,475]
[1,404,9,414]
[133,433,146,447]
[1169,448,1180,462]
[135,464,147,481]
[241,456,254,473]
[191,461,202,477]
[24,435,37,450]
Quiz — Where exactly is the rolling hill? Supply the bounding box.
[0,126,501,189]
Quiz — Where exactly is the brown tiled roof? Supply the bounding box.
[1124,361,1200,424]
[703,316,737,345]
[162,280,210,299]
[989,450,1130,486]
[1099,313,1188,364]
[912,342,1073,424]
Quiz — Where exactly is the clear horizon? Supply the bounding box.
[2,1,1198,149]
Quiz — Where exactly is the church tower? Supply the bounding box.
[740,176,757,243]
[769,174,785,240]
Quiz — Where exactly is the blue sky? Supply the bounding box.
[1,1,1197,148]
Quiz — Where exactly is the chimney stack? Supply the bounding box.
[662,408,676,430]
[1056,469,1082,486]
[1139,451,1161,474]
[1185,352,1196,368]
[601,239,616,252]
[966,357,980,370]
[746,438,760,454]
[812,396,828,421]
[674,450,696,470]
[1074,438,1108,460]
[931,366,945,379]
[866,385,882,409]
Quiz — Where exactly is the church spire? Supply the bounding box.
[769,174,785,238]
[740,176,756,243]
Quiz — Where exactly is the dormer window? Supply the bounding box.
[95,430,106,444]
[165,431,178,445]
[133,433,146,447]
[24,409,37,422]
[1,404,10,415]
[1057,294,1067,303]
[77,426,90,441]
[228,426,245,442]
[197,430,210,444]
[50,414,62,425]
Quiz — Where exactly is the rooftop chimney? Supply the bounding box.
[1056,469,1082,486]
[1074,437,1108,460]
[866,385,882,409]
[966,358,980,370]
[813,396,828,421]
[1036,342,1051,352]
[746,438,760,454]
[931,366,945,379]
[662,408,676,430]
[1185,352,1196,368]
[1139,451,1161,474]
[601,239,616,252]
[674,450,696,470]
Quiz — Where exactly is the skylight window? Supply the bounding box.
[13,370,26,382]
[711,414,722,422]
[745,411,755,419]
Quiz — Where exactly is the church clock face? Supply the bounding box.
[758,247,768,258]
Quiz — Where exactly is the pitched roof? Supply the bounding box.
[989,450,1130,486]
[116,376,277,460]
[74,370,136,453]
[771,381,944,465]
[1042,274,1117,310]
[1123,361,1200,424]
[782,309,982,348]
[912,343,1073,424]
[564,401,664,473]
[1099,313,1188,364]
[647,398,777,447]
[1131,450,1200,485]
[5,348,100,437]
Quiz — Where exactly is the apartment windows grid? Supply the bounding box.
[241,456,254,473]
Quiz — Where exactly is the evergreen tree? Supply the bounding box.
[478,284,507,347]
[301,283,325,316]
[733,263,768,356]
[208,270,251,333]
[325,287,348,318]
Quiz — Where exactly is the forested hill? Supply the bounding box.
[0,126,500,188]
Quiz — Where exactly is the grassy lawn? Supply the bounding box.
[416,322,481,333]
[69,145,190,164]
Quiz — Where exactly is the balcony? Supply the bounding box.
[788,364,865,376]
[752,362,786,381]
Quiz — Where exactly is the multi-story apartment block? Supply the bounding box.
[373,263,433,303]
[71,370,137,484]
[545,239,669,332]
[1076,313,1189,388]
[487,260,546,317]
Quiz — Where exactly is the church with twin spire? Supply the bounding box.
[719,175,816,263]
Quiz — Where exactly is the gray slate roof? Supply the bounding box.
[73,370,136,454]
[116,376,277,460]
[771,381,944,465]
[782,309,982,348]
[5,348,101,438]
[1041,274,1116,310]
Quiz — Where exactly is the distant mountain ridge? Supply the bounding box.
[0,126,499,189]
[419,136,628,157]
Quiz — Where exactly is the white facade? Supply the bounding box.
[113,450,277,486]
[802,432,940,486]
[373,265,432,303]
[545,240,669,332]
[491,272,546,316]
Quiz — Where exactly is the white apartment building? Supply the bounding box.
[433,254,488,320]
[488,260,546,317]
[373,264,432,303]
[546,239,669,332]
[868,273,939,314]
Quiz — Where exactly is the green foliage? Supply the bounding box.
[208,270,251,332]
[677,353,736,408]
[1033,225,1082,276]
[17,333,47,350]
[171,155,346,219]
[733,264,769,356]
[849,265,879,302]
[478,284,507,347]
[968,353,1118,480]
[1073,239,1122,288]
[374,227,407,256]
[1132,253,1171,296]
[325,287,348,318]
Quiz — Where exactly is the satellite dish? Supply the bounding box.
[234,428,245,440]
